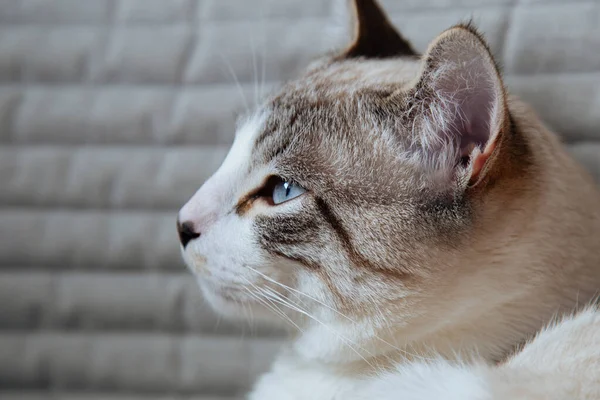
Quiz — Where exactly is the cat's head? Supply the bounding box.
[179,0,532,361]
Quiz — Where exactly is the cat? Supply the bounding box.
[177,0,600,398]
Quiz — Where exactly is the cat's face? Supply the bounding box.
[179,0,520,360]
[180,59,438,319]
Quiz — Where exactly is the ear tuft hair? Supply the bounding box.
[407,25,508,186]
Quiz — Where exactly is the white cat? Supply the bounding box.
[178,1,600,398]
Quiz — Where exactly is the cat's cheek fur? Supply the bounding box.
[181,207,294,324]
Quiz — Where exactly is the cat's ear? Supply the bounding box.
[410,24,509,186]
[336,0,417,59]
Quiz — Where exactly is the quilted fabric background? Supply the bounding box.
[0,0,599,399]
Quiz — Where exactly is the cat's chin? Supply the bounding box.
[198,279,290,326]
[198,279,248,316]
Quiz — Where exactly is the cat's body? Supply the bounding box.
[251,307,600,399]
[178,1,600,398]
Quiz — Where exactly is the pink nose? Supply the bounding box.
[177,183,219,248]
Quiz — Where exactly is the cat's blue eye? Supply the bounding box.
[272,180,306,205]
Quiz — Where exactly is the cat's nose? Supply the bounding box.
[178,179,219,247]
[177,219,200,248]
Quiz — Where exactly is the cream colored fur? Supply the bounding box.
[250,306,600,399]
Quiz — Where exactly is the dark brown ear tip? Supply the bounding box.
[441,20,489,48]
[432,19,480,42]
[453,20,482,37]
[341,0,417,59]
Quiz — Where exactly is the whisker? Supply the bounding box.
[250,35,259,107]
[251,292,290,325]
[239,277,304,333]
[213,312,222,333]
[246,295,257,336]
[246,266,433,362]
[260,8,268,100]
[237,298,247,342]
[246,266,352,322]
[258,286,377,369]
[218,52,250,114]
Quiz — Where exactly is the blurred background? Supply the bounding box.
[0,0,599,399]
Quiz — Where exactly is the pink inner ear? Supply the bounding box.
[423,34,504,173]
[458,85,496,155]
[435,63,497,162]
[470,140,497,182]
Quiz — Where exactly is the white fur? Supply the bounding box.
[250,307,600,399]
[179,113,267,226]
[352,361,492,400]
[179,113,294,324]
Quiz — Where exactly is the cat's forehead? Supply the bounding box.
[278,58,421,100]
[239,58,426,191]
[306,58,421,89]
[250,58,422,159]
[259,58,422,141]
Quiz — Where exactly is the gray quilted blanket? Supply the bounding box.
[1,0,599,399]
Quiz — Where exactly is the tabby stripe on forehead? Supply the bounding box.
[254,121,278,150]
[254,108,298,149]
[253,110,299,159]
[252,137,293,167]
[266,136,292,163]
